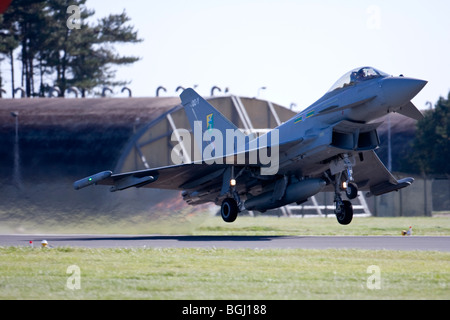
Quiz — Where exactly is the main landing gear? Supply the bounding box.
[221,197,239,223]
[220,167,241,223]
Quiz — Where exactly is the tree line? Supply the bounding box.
[406,93,450,176]
[379,92,450,177]
[0,0,141,98]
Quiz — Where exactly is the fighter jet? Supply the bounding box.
[74,67,427,225]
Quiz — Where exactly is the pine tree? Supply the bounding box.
[0,6,21,97]
[402,93,450,176]
[412,93,450,176]
[0,0,141,97]
[65,9,142,97]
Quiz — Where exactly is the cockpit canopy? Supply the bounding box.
[328,67,390,92]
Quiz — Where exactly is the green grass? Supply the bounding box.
[2,210,450,236]
[194,215,450,236]
[1,215,449,299]
[0,246,448,300]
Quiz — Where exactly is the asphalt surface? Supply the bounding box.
[0,234,449,251]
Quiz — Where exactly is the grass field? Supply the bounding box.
[0,246,448,300]
[0,215,449,300]
[194,215,450,236]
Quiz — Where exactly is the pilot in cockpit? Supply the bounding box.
[350,68,367,84]
[356,68,366,81]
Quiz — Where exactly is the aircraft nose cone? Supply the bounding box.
[382,77,427,108]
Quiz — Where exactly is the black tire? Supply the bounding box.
[345,182,358,199]
[336,200,353,225]
[221,198,239,223]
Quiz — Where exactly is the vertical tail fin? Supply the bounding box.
[180,88,244,134]
[180,88,247,158]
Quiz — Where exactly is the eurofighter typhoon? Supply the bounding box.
[74,67,427,225]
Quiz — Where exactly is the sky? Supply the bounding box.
[3,0,450,111]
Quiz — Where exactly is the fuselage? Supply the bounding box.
[267,67,427,176]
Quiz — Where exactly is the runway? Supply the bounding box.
[0,234,449,251]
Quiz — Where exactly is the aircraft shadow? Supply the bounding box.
[43,235,291,243]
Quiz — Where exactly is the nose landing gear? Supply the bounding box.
[331,154,357,225]
[334,196,354,225]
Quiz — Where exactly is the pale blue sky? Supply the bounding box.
[3,0,450,111]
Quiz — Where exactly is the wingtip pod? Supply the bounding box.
[73,171,112,190]
[368,177,414,197]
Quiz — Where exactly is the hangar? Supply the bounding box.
[0,94,299,218]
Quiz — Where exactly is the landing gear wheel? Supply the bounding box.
[335,200,353,225]
[221,198,239,223]
[345,182,358,200]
